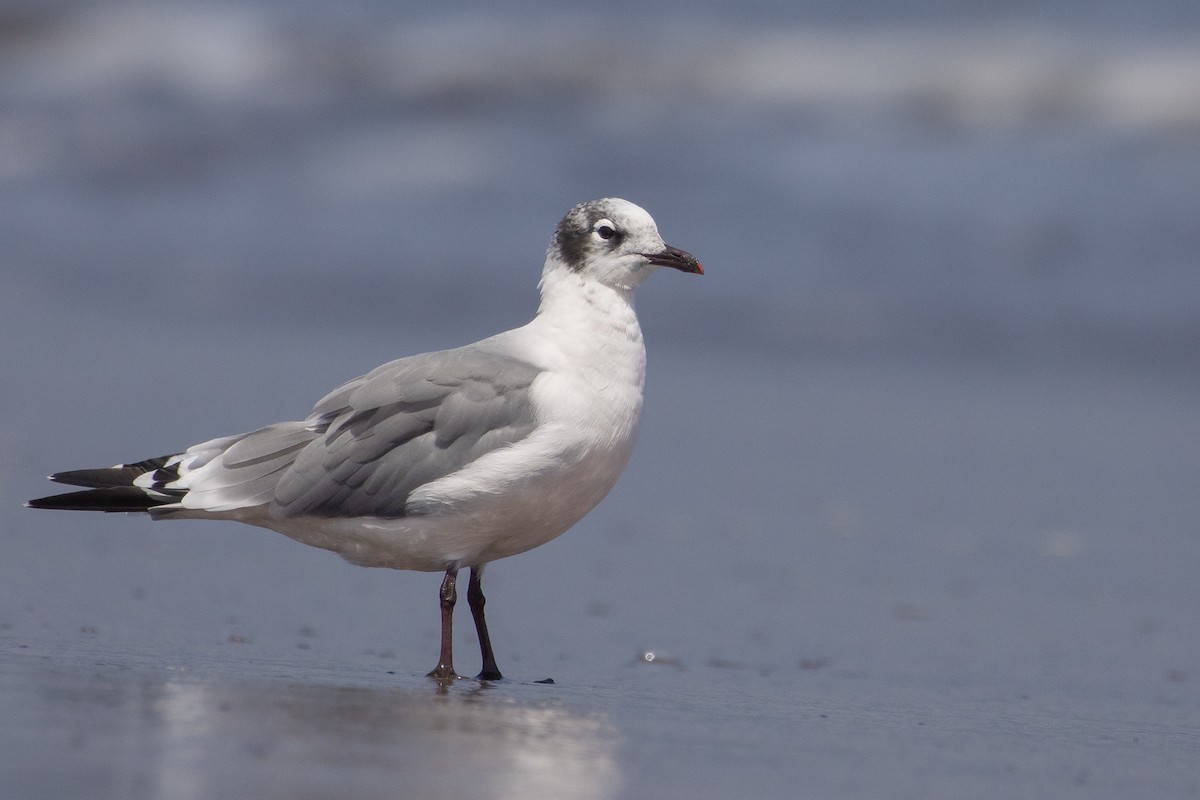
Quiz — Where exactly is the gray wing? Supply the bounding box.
[271,345,541,519]
[168,423,319,513]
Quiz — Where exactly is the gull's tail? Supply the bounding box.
[26,456,183,512]
[26,422,318,516]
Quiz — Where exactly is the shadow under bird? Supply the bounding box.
[28,198,703,682]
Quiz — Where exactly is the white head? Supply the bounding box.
[544,198,702,291]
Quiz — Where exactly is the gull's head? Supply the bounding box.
[545,198,702,291]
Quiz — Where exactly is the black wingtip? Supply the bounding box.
[26,486,169,513]
[48,456,174,489]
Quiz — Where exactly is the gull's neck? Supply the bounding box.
[528,262,646,388]
[536,260,635,313]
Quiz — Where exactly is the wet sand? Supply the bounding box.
[3,625,1195,800]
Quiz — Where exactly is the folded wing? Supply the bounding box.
[270,346,541,518]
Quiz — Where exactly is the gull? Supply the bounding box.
[28,198,703,682]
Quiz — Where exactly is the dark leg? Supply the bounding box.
[426,566,459,682]
[468,565,503,680]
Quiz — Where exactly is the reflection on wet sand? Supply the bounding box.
[9,656,620,800]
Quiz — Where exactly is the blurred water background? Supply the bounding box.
[1,1,1198,798]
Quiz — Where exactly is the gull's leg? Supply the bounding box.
[427,566,459,682]
[468,565,503,680]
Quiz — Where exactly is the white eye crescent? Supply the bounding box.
[593,219,618,241]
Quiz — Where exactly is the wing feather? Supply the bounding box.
[272,345,540,519]
[171,423,317,513]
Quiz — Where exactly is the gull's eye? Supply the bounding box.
[593,219,619,241]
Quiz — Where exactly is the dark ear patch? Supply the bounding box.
[551,207,591,271]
